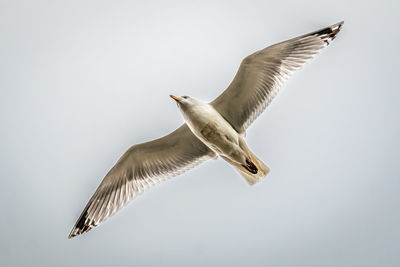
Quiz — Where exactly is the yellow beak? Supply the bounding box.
[170,95,183,102]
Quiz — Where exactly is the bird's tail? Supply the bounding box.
[222,150,270,185]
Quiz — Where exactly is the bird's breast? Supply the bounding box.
[182,104,239,153]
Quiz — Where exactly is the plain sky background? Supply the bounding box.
[1,0,399,266]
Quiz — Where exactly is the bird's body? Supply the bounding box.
[176,97,269,183]
[69,21,343,238]
[180,99,240,160]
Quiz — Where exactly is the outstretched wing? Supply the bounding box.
[211,21,343,134]
[69,124,215,238]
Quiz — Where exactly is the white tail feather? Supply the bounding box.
[222,152,270,185]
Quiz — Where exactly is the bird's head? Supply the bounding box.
[169,95,198,109]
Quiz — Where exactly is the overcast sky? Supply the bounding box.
[1,0,399,266]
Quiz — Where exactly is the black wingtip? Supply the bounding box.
[68,207,93,239]
[314,21,344,45]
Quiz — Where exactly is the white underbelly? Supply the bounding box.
[183,105,241,157]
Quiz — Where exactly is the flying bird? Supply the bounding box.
[69,21,343,238]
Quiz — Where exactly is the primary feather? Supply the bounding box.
[68,125,215,238]
[212,21,343,134]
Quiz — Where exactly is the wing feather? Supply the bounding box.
[68,124,215,238]
[211,21,343,133]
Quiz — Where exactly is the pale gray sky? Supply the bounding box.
[1,0,399,266]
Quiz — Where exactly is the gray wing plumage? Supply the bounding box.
[68,124,215,238]
[211,21,343,134]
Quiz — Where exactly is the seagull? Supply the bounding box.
[69,21,343,238]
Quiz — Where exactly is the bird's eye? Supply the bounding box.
[182,96,189,99]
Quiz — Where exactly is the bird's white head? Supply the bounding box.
[169,94,209,127]
[169,95,202,110]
